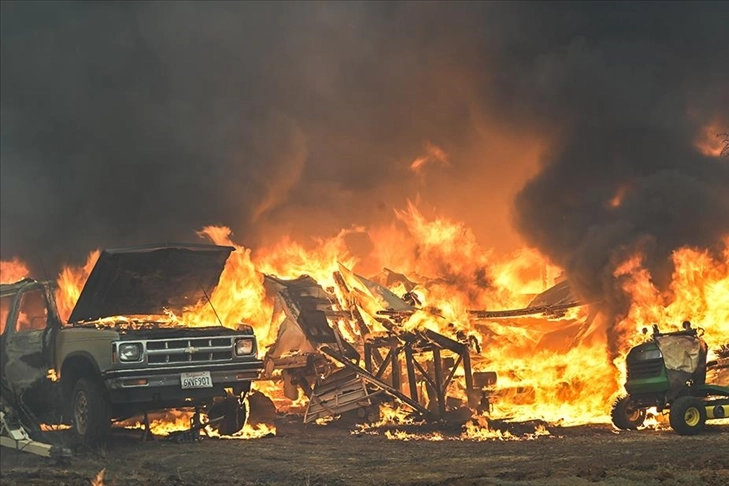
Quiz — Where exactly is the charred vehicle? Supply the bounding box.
[0,244,263,444]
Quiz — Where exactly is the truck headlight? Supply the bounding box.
[235,338,254,356]
[119,343,143,362]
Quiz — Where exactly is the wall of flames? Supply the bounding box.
[1,203,727,432]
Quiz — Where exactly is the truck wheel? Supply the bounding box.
[208,394,248,436]
[610,395,646,430]
[669,396,706,435]
[71,377,111,445]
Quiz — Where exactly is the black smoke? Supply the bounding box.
[508,3,729,340]
[2,1,728,303]
[1,1,523,272]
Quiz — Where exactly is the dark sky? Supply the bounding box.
[2,1,728,295]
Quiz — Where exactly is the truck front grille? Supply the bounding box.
[627,360,663,380]
[146,337,234,364]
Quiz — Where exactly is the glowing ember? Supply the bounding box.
[607,184,631,209]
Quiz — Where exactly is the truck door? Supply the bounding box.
[2,283,59,399]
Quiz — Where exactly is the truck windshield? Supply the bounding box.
[16,289,48,332]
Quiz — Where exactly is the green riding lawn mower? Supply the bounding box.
[611,321,729,435]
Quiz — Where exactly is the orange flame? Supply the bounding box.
[694,122,728,158]
[180,227,271,335]
[90,469,105,486]
[607,183,631,209]
[6,201,726,436]
[615,240,729,350]
[120,409,276,439]
[410,141,450,173]
[0,258,30,283]
[55,250,100,322]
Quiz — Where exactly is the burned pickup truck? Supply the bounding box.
[0,244,263,444]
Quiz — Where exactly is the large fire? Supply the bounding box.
[1,202,727,439]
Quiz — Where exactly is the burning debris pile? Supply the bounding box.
[261,267,493,425]
[1,205,728,442]
[1,2,728,452]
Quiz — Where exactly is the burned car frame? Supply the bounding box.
[0,244,263,444]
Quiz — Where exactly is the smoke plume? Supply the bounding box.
[2,0,727,309]
[508,3,729,336]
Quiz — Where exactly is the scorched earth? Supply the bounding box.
[1,418,728,486]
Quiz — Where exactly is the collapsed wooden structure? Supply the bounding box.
[263,270,496,424]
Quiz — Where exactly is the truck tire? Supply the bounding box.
[610,395,646,430]
[71,377,111,445]
[208,394,247,436]
[669,396,706,435]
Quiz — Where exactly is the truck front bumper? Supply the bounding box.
[102,360,263,405]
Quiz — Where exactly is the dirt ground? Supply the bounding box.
[2,414,728,486]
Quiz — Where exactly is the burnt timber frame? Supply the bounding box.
[329,271,481,421]
[265,271,484,423]
[320,326,478,421]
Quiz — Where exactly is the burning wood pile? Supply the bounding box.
[261,266,498,424]
[255,255,618,431]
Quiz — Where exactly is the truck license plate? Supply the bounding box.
[180,371,213,389]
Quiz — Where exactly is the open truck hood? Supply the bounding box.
[68,244,234,323]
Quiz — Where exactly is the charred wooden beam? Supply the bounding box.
[442,353,463,392]
[332,271,370,338]
[364,343,373,373]
[422,329,466,353]
[390,339,401,392]
[333,271,385,369]
[374,347,394,380]
[404,346,418,404]
[319,345,432,419]
[433,347,446,418]
[462,351,477,408]
[467,301,585,319]
[411,354,438,391]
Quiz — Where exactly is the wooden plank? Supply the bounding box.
[390,339,401,392]
[433,347,445,419]
[0,436,53,458]
[404,346,419,404]
[442,353,463,391]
